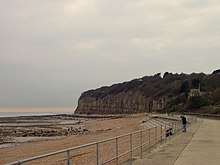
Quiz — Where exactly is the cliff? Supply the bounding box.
[75,70,220,114]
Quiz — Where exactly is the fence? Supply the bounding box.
[6,116,197,165]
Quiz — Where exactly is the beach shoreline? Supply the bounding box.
[0,113,132,148]
[0,113,88,148]
[0,113,148,164]
[0,113,177,164]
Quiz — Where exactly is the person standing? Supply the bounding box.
[180,115,187,132]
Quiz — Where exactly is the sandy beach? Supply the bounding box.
[0,113,150,164]
[0,112,177,165]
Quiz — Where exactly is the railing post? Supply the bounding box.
[116,137,119,165]
[165,123,167,140]
[174,122,176,135]
[96,142,99,165]
[67,149,70,165]
[172,122,174,135]
[148,128,151,153]
[130,133,133,165]
[160,124,162,145]
[194,115,197,122]
[176,121,178,133]
[169,123,171,140]
[155,126,157,148]
[140,131,143,159]
[179,121,181,131]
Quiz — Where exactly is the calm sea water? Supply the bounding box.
[0,107,74,117]
[0,112,73,117]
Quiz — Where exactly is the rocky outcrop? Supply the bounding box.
[75,71,220,114]
[0,127,90,139]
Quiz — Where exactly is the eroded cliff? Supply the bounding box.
[75,70,220,114]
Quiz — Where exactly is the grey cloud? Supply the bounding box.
[0,0,219,107]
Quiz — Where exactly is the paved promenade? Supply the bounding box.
[131,118,220,165]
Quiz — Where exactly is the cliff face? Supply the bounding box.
[76,92,174,114]
[152,97,170,111]
[76,93,172,114]
[76,92,151,114]
[75,73,178,114]
[75,70,220,114]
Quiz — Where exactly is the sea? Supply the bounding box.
[0,107,74,118]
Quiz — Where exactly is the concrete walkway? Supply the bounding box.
[130,119,220,165]
[174,119,220,165]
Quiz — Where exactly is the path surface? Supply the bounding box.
[174,119,220,165]
[131,118,220,165]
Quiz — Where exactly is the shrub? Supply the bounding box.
[188,96,210,109]
[213,88,220,104]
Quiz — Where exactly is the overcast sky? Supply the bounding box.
[0,0,219,108]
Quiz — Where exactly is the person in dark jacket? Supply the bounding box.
[180,115,187,132]
[166,128,173,137]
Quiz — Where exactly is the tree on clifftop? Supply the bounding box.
[212,69,220,75]
[180,81,190,94]
[192,79,201,89]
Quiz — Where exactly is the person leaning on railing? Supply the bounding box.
[180,115,187,132]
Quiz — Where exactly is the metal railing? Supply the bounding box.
[6,116,197,165]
